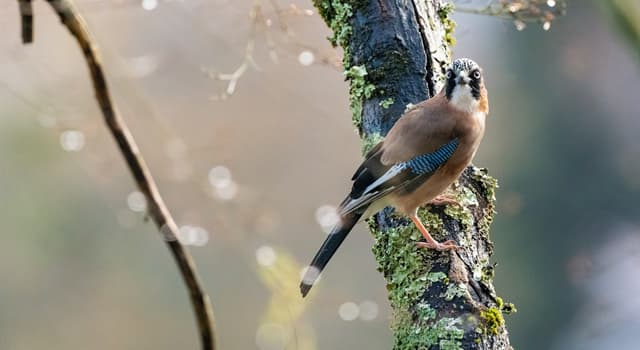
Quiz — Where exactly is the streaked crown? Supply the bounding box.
[451,58,480,75]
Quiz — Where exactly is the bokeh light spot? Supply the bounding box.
[298,51,315,66]
[60,130,85,152]
[178,225,210,246]
[359,300,379,321]
[315,205,339,233]
[141,0,157,11]
[256,245,277,266]
[338,302,359,321]
[127,54,159,77]
[127,191,147,212]
[214,181,238,201]
[208,165,232,188]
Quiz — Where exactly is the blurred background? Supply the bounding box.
[1,0,639,349]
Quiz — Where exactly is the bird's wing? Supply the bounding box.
[340,104,458,215]
[379,102,457,165]
[300,100,459,297]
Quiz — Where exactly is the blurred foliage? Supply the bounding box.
[257,247,316,350]
[599,0,640,60]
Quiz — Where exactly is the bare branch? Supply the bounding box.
[455,0,567,31]
[18,1,217,349]
[204,0,340,99]
[203,0,261,100]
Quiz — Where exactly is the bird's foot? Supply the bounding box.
[429,195,460,207]
[416,239,459,251]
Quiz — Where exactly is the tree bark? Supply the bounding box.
[313,1,513,348]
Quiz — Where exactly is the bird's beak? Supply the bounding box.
[456,76,469,85]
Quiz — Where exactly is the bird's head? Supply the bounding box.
[444,58,487,114]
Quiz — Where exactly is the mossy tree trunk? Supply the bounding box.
[313,0,513,349]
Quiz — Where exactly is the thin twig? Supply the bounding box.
[19,1,217,349]
[203,0,340,99]
[455,0,566,30]
[18,0,33,43]
[203,0,261,100]
[267,0,341,68]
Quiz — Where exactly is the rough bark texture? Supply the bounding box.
[313,1,513,349]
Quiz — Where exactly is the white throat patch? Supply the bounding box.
[449,84,479,114]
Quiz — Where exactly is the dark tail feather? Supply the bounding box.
[300,211,363,297]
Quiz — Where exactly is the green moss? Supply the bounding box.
[443,283,467,301]
[502,302,517,314]
[371,217,467,349]
[394,316,464,350]
[361,132,384,155]
[372,222,447,313]
[457,185,479,206]
[481,262,495,282]
[444,204,473,230]
[364,49,411,95]
[472,167,498,203]
[426,271,448,284]
[471,167,499,240]
[480,307,504,335]
[313,1,372,130]
[366,50,410,82]
[495,296,517,314]
[312,0,331,23]
[440,338,464,350]
[417,209,445,239]
[345,65,375,131]
[373,224,433,307]
[416,302,437,321]
[329,2,353,48]
[438,2,457,46]
[379,97,394,109]
[313,1,354,48]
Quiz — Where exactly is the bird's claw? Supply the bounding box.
[416,239,459,251]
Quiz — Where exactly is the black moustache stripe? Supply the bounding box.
[445,75,456,99]
[445,78,481,100]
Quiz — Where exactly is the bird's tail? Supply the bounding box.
[299,211,363,297]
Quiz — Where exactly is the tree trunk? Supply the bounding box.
[313,0,513,348]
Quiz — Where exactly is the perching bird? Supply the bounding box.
[300,58,489,297]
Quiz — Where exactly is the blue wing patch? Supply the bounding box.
[339,138,459,215]
[404,138,459,175]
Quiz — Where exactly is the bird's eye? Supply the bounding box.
[472,70,481,80]
[446,70,453,79]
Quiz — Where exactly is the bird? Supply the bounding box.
[299,58,489,298]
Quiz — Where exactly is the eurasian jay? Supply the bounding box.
[300,58,489,297]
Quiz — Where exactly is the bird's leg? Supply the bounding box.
[410,214,459,251]
[428,194,460,207]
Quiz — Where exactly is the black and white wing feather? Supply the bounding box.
[339,138,460,215]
